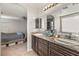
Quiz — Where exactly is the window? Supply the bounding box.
[35,18,42,29]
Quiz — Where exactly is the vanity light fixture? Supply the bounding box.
[50,4,54,7]
[45,6,48,10]
[43,3,58,11]
[47,4,51,8]
[43,8,45,11]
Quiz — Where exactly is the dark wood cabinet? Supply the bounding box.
[32,35,49,56]
[32,35,79,56]
[38,38,49,56]
[32,36,38,54]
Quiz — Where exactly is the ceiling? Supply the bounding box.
[0,3,27,17]
[0,3,48,17]
[18,3,50,9]
[0,3,51,17]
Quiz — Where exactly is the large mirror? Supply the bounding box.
[47,15,55,31]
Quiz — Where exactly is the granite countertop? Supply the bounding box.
[32,33,79,52]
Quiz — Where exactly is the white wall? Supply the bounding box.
[0,3,27,17]
[0,4,27,33]
[61,3,79,16]
[0,20,27,33]
[26,5,40,51]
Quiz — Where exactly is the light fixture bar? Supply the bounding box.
[43,3,58,11]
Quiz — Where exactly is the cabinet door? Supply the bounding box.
[38,38,49,56]
[32,35,34,50]
[49,42,62,56]
[32,36,38,53]
[32,35,35,51]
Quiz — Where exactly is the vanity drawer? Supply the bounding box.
[38,40,49,56]
[39,38,48,45]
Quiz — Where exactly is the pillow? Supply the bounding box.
[17,32,22,35]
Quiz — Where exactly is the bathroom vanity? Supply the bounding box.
[32,33,79,56]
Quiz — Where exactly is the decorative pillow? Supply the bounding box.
[17,32,22,35]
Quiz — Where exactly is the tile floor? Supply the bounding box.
[1,42,37,56]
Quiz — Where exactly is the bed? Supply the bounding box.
[1,32,25,45]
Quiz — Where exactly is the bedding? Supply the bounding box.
[1,32,25,44]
